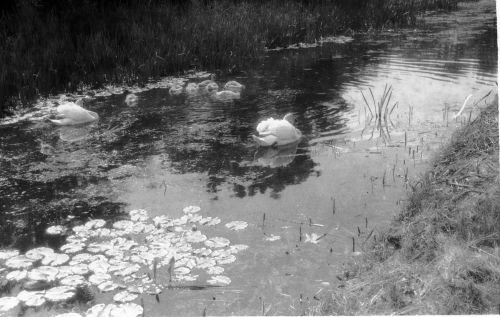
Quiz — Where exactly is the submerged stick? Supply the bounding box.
[453,94,473,119]
[352,237,355,252]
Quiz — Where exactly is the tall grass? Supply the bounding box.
[0,0,460,116]
[315,101,499,315]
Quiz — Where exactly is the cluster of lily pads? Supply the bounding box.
[0,206,248,316]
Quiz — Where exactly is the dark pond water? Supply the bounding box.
[0,0,497,315]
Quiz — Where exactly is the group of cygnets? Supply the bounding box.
[48,79,302,147]
[169,79,244,101]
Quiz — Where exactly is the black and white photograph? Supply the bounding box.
[0,0,498,315]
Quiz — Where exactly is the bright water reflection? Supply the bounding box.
[0,0,497,315]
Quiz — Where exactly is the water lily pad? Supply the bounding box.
[174,266,191,275]
[216,255,236,265]
[113,291,138,303]
[42,253,70,266]
[0,297,20,313]
[54,313,83,317]
[60,275,86,287]
[6,270,28,281]
[207,275,231,286]
[56,266,74,279]
[26,247,54,260]
[152,215,170,227]
[89,273,111,285]
[89,260,110,274]
[196,258,216,270]
[17,290,46,307]
[87,242,112,253]
[204,237,230,249]
[6,255,35,269]
[113,220,135,231]
[45,286,75,301]
[225,221,248,231]
[113,263,140,276]
[86,304,109,317]
[71,263,90,275]
[110,303,143,317]
[28,266,59,282]
[46,225,67,235]
[206,266,224,275]
[0,249,19,260]
[182,206,201,214]
[228,244,249,253]
[193,248,212,257]
[186,231,207,243]
[205,217,221,226]
[60,242,85,254]
[176,274,198,282]
[187,214,203,223]
[98,280,120,292]
[129,209,148,222]
[70,253,92,263]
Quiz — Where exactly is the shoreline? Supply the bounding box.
[314,99,499,315]
[0,0,460,117]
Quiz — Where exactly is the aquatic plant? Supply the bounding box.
[0,206,249,316]
[360,84,398,142]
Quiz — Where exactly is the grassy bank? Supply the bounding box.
[314,100,499,315]
[0,0,460,116]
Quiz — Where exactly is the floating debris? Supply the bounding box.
[265,234,281,242]
[225,221,248,231]
[46,225,67,235]
[305,233,323,244]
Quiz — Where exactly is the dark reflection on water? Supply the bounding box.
[0,0,497,260]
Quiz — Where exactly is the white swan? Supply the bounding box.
[252,113,302,146]
[49,102,99,126]
[223,81,245,92]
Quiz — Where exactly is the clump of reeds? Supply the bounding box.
[360,84,398,141]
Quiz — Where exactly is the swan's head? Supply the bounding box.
[283,113,297,125]
[205,82,219,93]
